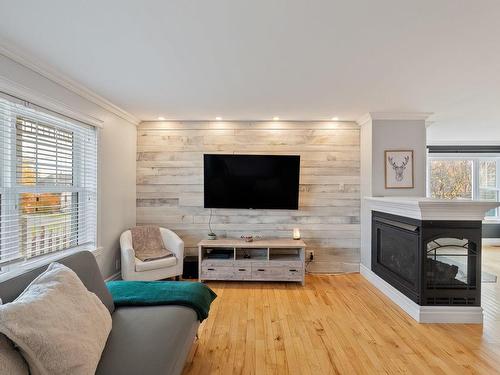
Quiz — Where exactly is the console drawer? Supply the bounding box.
[285,267,304,281]
[233,266,252,280]
[201,265,234,280]
[251,265,286,280]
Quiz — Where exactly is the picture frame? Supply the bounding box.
[384,150,414,189]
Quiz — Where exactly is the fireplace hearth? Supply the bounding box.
[372,211,481,306]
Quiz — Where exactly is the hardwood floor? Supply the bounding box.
[183,247,500,375]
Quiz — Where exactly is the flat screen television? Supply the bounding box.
[204,154,300,209]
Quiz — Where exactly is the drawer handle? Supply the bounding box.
[257,269,265,272]
[238,268,246,271]
[289,269,298,272]
[207,268,215,271]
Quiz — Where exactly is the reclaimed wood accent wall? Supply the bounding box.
[137,121,360,273]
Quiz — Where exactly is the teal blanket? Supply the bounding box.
[106,281,217,321]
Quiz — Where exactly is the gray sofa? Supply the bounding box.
[0,251,199,375]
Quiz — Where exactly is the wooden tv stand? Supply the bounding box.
[198,239,306,285]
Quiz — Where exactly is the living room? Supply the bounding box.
[1,1,499,375]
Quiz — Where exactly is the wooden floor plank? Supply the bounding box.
[183,247,500,375]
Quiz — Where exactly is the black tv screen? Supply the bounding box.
[204,154,300,209]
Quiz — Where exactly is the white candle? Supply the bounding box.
[293,228,301,240]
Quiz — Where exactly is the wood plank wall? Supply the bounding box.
[137,121,360,273]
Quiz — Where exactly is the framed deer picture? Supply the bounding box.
[385,150,414,189]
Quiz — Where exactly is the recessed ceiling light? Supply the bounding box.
[273,116,280,121]
[331,117,339,121]
[215,116,222,121]
[157,116,165,120]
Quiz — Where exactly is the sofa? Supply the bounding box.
[0,251,199,375]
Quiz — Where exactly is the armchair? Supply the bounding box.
[120,227,184,281]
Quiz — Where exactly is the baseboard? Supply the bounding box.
[360,264,421,321]
[359,264,483,324]
[419,306,483,323]
[105,272,121,282]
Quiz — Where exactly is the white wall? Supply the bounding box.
[359,116,428,268]
[0,54,137,278]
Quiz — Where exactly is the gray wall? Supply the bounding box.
[137,121,361,273]
[0,54,137,278]
[360,117,428,268]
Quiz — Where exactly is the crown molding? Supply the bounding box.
[0,75,104,128]
[357,112,433,125]
[356,113,372,126]
[0,41,140,126]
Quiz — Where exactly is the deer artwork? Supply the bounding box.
[388,155,410,182]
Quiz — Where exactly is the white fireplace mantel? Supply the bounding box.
[365,196,500,221]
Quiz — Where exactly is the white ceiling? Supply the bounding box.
[0,0,499,134]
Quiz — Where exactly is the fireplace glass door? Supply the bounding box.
[425,238,477,290]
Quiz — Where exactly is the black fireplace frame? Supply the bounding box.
[372,211,482,306]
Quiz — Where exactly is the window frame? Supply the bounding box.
[0,100,98,270]
[427,153,500,220]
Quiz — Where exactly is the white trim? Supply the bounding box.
[369,112,434,121]
[419,306,483,324]
[0,245,97,282]
[0,41,140,126]
[483,238,500,246]
[360,264,483,324]
[360,264,421,321]
[356,113,372,127]
[105,272,121,282]
[365,196,499,221]
[357,112,433,125]
[427,140,500,146]
[0,75,104,128]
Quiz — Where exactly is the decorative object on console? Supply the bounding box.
[240,235,262,242]
[385,150,414,189]
[293,228,301,240]
[207,208,217,240]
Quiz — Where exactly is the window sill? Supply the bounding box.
[483,219,500,224]
[0,245,101,283]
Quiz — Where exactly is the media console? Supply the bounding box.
[198,239,306,285]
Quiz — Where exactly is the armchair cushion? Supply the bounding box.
[135,257,177,272]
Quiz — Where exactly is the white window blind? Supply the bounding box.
[0,96,97,268]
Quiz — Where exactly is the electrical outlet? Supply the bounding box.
[306,250,314,261]
[115,258,121,271]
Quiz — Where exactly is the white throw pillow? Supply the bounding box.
[0,262,112,375]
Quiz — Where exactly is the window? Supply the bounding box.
[428,155,500,219]
[0,97,97,269]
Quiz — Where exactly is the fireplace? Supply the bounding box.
[372,211,481,306]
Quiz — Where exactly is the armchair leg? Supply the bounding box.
[175,276,180,281]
